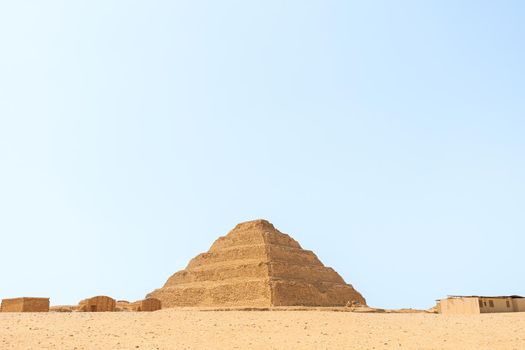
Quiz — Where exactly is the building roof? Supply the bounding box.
[446,295,524,299]
[1,297,49,301]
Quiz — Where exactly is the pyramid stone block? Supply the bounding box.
[147,219,365,307]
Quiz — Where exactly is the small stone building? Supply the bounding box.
[130,298,161,312]
[78,296,116,312]
[438,295,525,315]
[0,297,49,312]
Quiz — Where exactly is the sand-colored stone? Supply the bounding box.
[1,310,525,349]
[147,219,365,307]
[438,295,525,315]
[129,298,161,312]
[0,297,49,312]
[114,299,161,312]
[115,300,131,312]
[78,296,116,312]
[49,305,75,313]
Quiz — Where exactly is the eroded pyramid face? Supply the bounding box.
[147,220,365,308]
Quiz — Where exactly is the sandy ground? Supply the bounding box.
[1,310,524,349]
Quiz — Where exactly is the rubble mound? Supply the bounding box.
[147,219,365,308]
[130,298,161,312]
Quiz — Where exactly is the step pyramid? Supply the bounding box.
[147,219,365,307]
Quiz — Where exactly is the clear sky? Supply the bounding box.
[0,1,524,309]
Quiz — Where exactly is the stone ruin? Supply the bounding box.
[147,219,365,308]
[0,297,49,312]
[78,295,116,312]
[116,298,162,312]
[130,298,162,312]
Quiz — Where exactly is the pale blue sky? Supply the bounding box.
[0,1,524,309]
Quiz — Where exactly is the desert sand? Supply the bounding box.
[1,309,524,349]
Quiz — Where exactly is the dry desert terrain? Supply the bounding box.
[1,309,525,349]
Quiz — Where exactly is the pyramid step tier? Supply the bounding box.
[148,279,364,307]
[187,244,322,269]
[165,261,345,285]
[148,279,272,308]
[210,229,302,252]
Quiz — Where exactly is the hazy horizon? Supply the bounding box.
[1,1,524,309]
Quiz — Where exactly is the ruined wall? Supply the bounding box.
[130,298,162,312]
[78,296,116,312]
[479,297,514,313]
[1,298,24,312]
[0,298,24,312]
[440,297,525,314]
[512,298,525,312]
[0,298,49,312]
[147,219,365,308]
[22,298,50,312]
[439,298,480,315]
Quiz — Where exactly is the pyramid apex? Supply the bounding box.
[233,219,275,231]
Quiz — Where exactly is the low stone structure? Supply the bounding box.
[130,298,161,312]
[0,297,49,312]
[78,296,116,312]
[114,299,161,312]
[438,295,525,315]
